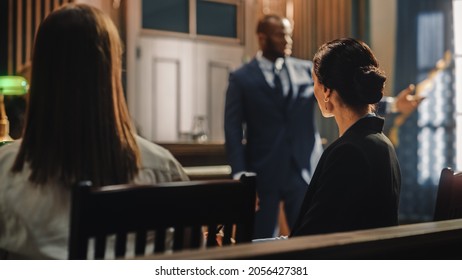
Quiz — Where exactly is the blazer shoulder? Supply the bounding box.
[232,59,258,75]
[316,142,371,183]
[287,57,313,68]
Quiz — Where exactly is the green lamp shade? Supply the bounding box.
[0,76,29,95]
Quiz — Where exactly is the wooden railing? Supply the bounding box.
[135,219,462,259]
[158,142,231,180]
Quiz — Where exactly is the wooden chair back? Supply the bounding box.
[68,179,255,259]
[434,167,462,221]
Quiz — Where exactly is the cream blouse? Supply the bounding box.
[0,135,188,259]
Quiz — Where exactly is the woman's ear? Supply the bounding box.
[323,86,332,98]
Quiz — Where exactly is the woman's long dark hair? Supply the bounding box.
[12,4,141,187]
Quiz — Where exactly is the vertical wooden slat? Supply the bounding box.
[135,231,147,255]
[346,0,352,36]
[115,233,127,258]
[291,0,300,57]
[342,0,347,35]
[94,236,106,259]
[340,0,345,35]
[8,0,68,77]
[153,228,166,253]
[292,0,306,59]
[328,0,333,40]
[360,0,367,40]
[292,0,357,59]
[319,0,325,43]
[206,224,218,247]
[172,227,185,251]
[25,0,32,63]
[343,0,348,35]
[190,225,202,248]
[44,0,50,17]
[7,0,13,74]
[311,0,319,56]
[35,0,41,34]
[16,0,22,73]
[337,0,342,35]
[331,0,337,41]
[316,0,323,44]
[222,224,233,245]
[321,0,326,43]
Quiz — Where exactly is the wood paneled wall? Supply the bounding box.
[251,0,367,60]
[5,0,74,77]
[292,0,367,60]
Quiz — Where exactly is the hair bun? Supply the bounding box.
[353,66,386,104]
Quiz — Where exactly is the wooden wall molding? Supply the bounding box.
[7,0,74,76]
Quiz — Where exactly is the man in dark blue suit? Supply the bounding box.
[224,15,422,239]
[225,15,323,238]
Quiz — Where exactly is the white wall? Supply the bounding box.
[369,0,397,97]
[126,0,245,142]
[134,36,243,142]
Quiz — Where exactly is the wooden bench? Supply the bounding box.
[69,179,255,259]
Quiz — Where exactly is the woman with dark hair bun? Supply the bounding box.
[290,38,401,237]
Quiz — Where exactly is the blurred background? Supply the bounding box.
[0,0,461,224]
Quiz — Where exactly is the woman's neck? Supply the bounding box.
[335,108,370,137]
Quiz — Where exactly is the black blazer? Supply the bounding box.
[291,116,401,237]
